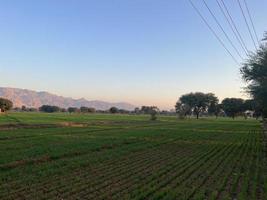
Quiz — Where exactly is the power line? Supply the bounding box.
[202,0,243,60]
[237,0,258,50]
[243,0,260,45]
[188,0,241,66]
[215,0,249,56]
[220,0,250,54]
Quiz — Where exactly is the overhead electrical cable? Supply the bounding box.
[188,0,241,66]
[220,0,250,53]
[243,0,260,45]
[202,0,244,60]
[237,0,258,50]
[215,0,249,56]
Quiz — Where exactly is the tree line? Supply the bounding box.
[0,96,263,121]
[175,92,259,119]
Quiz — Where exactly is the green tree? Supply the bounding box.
[241,32,267,118]
[243,99,252,111]
[221,98,244,119]
[109,107,119,114]
[175,102,191,119]
[243,99,262,119]
[150,109,158,121]
[39,105,61,113]
[141,106,158,114]
[0,98,13,112]
[178,92,218,119]
[208,103,222,118]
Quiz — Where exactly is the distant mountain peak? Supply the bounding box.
[0,87,135,110]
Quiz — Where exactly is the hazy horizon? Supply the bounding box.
[0,0,266,109]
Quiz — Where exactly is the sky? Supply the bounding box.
[0,0,266,110]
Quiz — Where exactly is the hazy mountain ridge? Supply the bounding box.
[0,87,135,110]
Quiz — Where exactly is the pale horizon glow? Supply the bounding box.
[0,0,266,110]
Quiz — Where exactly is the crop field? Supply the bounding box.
[0,112,266,200]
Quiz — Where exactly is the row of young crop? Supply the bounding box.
[46,143,187,199]
[143,141,238,200]
[133,130,263,200]
[1,133,190,199]
[90,142,212,200]
[190,131,251,200]
[111,130,260,199]
[0,136,155,197]
[2,128,264,200]
[52,138,205,199]
[214,130,264,200]
[9,140,244,199]
[110,141,230,199]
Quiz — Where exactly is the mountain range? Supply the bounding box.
[0,87,135,110]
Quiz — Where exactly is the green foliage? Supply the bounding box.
[243,99,254,111]
[109,107,119,114]
[140,106,159,120]
[0,98,13,112]
[241,32,267,118]
[175,102,191,119]
[39,105,61,113]
[150,109,158,121]
[141,106,159,114]
[208,103,222,118]
[177,92,218,119]
[221,98,244,119]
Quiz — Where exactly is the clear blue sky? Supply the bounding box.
[0,0,266,109]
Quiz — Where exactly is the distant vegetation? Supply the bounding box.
[0,98,13,112]
[0,95,264,121]
[39,105,61,113]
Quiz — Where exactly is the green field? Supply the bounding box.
[0,113,266,200]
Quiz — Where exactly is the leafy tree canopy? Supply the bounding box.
[221,98,244,119]
[241,32,267,118]
[39,105,60,113]
[109,107,119,114]
[177,92,218,119]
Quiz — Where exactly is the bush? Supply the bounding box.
[39,105,61,113]
[0,98,13,112]
[110,107,119,114]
